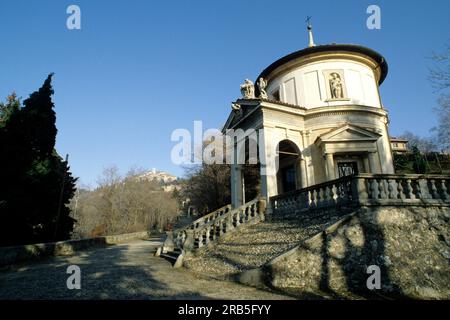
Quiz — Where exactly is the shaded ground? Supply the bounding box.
[0,235,292,300]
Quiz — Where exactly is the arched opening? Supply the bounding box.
[276,140,301,194]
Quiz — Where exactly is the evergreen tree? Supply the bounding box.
[0,74,77,246]
[411,146,427,174]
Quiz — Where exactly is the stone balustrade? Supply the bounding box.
[271,174,450,215]
[166,198,266,255]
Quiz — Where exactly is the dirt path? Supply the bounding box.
[0,237,293,300]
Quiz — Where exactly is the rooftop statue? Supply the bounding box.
[258,77,268,99]
[240,79,255,99]
[231,102,242,117]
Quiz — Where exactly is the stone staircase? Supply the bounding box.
[155,174,450,298]
[156,213,196,265]
[182,211,345,280]
[156,198,265,268]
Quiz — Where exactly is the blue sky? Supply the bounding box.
[0,0,449,186]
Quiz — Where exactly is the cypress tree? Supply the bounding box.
[0,74,77,246]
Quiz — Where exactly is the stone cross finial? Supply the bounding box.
[306,16,315,47]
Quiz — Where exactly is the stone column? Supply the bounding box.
[259,127,278,214]
[297,157,307,189]
[325,152,335,180]
[301,130,314,186]
[363,156,370,173]
[368,152,380,174]
[231,164,244,208]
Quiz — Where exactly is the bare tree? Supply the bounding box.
[430,41,450,152]
[398,131,437,153]
[70,166,179,238]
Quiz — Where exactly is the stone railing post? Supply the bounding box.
[197,231,204,248]
[162,231,174,253]
[440,179,449,200]
[226,214,234,232]
[418,178,432,200]
[183,230,195,253]
[258,198,267,221]
[351,176,368,205]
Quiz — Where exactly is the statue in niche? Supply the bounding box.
[240,79,255,99]
[329,72,344,99]
[258,77,268,99]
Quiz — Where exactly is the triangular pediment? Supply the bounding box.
[222,100,261,132]
[316,124,381,145]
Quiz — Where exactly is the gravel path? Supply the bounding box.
[0,236,292,300]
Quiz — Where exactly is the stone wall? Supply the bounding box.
[0,231,151,267]
[239,206,450,299]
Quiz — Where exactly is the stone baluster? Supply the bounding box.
[378,179,387,199]
[323,186,329,207]
[371,179,379,199]
[331,184,338,205]
[397,179,406,200]
[317,187,324,207]
[311,190,317,209]
[183,230,195,252]
[406,179,415,199]
[352,177,369,205]
[205,228,210,245]
[430,179,439,199]
[440,179,449,200]
[327,185,334,206]
[387,179,398,199]
[197,231,204,248]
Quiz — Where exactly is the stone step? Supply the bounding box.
[183,212,344,279]
[160,251,181,262]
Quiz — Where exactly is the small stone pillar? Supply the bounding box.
[258,198,267,221]
[325,153,335,180]
[368,152,380,174]
[183,230,195,253]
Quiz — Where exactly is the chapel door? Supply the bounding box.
[337,162,358,178]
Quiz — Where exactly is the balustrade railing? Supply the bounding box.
[167,198,266,254]
[271,174,450,215]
